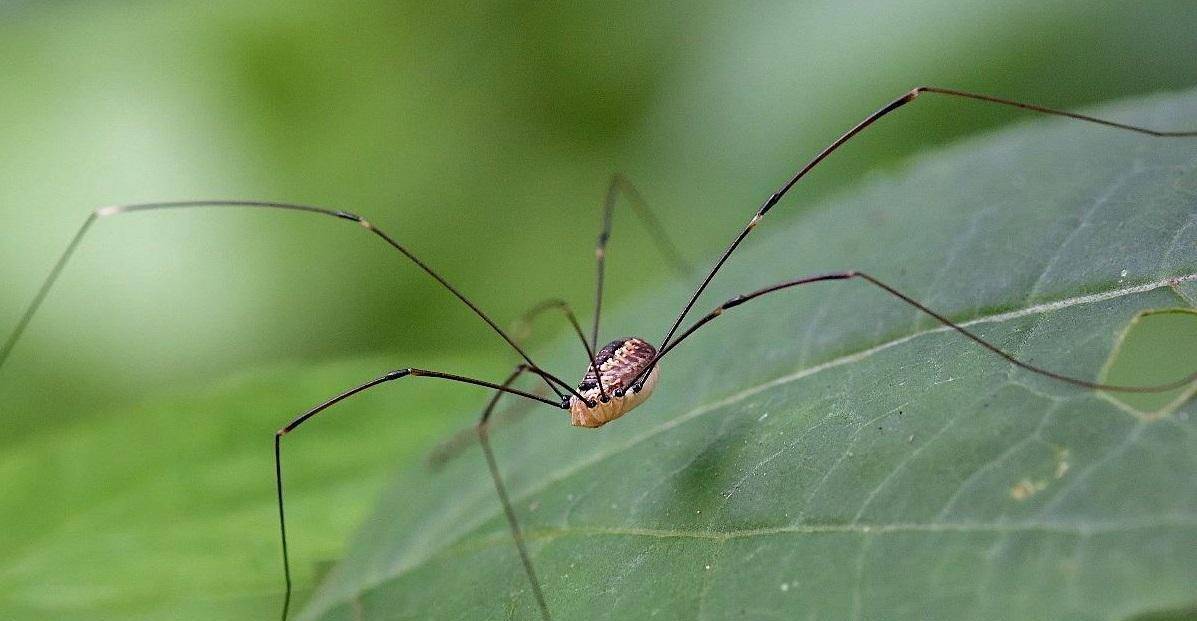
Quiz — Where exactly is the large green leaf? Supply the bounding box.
[300,90,1197,620]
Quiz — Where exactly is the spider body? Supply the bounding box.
[568,336,660,428]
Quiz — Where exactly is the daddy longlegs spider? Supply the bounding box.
[3,86,1197,620]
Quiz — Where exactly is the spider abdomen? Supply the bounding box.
[569,337,660,428]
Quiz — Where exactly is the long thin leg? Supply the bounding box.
[642,86,1197,384]
[274,366,565,621]
[592,174,693,349]
[477,365,553,621]
[431,297,600,471]
[0,200,584,401]
[0,212,97,368]
[648,271,1197,394]
[426,381,549,471]
[513,298,608,401]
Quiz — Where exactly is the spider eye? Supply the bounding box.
[600,395,610,403]
[613,389,624,397]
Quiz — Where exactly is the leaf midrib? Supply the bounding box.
[445,514,1197,546]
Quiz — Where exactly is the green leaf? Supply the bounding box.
[300,90,1197,620]
[0,354,488,621]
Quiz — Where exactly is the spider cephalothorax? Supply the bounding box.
[568,336,660,428]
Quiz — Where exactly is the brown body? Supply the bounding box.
[569,337,660,427]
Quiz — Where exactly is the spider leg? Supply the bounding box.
[426,304,600,615]
[0,200,585,401]
[646,87,1197,383]
[513,298,608,400]
[648,271,1197,394]
[273,366,564,621]
[430,297,599,471]
[593,173,693,349]
[426,378,549,471]
[477,364,553,621]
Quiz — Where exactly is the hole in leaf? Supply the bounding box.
[1101,308,1197,416]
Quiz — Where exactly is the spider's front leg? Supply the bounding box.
[641,271,1197,395]
[273,366,564,621]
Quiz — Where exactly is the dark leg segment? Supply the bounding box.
[646,87,1197,383]
[477,365,553,621]
[648,271,1197,394]
[431,297,603,471]
[592,174,692,349]
[273,366,564,620]
[513,299,607,401]
[0,213,97,368]
[0,201,584,401]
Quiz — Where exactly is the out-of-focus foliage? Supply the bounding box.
[0,2,1195,619]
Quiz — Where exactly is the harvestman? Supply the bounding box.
[3,87,1197,620]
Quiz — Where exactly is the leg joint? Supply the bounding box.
[722,294,747,309]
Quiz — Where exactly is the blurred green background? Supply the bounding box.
[1,1,1196,618]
